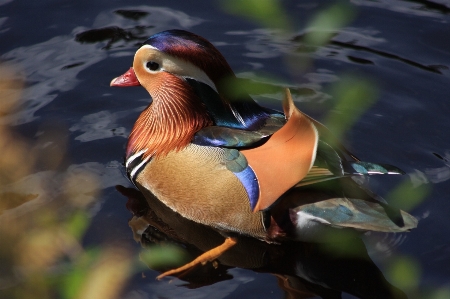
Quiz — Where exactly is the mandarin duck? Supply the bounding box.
[111,29,417,279]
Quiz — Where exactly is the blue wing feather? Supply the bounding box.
[223,149,259,210]
[193,113,285,148]
[193,127,270,148]
[233,166,259,211]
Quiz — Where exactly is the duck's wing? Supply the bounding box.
[296,139,405,188]
[193,89,319,212]
[241,88,320,211]
[292,196,418,233]
[271,180,417,240]
[192,113,285,148]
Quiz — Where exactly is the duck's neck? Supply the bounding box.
[126,77,213,160]
[186,78,271,131]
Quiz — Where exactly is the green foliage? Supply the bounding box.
[430,288,450,299]
[219,76,284,99]
[387,256,421,291]
[64,211,90,241]
[139,245,188,269]
[303,3,355,47]
[221,0,291,30]
[60,249,101,299]
[324,76,378,140]
[387,179,430,211]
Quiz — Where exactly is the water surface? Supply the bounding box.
[1,0,449,298]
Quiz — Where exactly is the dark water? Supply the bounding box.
[1,0,449,298]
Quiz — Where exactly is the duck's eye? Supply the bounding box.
[146,61,160,71]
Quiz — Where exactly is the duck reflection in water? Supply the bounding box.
[117,179,408,299]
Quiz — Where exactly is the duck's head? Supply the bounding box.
[111,29,235,97]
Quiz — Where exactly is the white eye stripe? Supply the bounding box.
[144,44,159,50]
[138,45,218,93]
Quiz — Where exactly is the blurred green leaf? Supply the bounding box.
[140,244,188,269]
[60,248,100,299]
[303,3,355,47]
[321,231,365,257]
[221,0,291,30]
[64,211,90,240]
[387,256,421,291]
[387,179,430,211]
[219,76,284,99]
[430,288,450,299]
[323,76,378,140]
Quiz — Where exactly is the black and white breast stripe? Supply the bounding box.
[125,149,151,183]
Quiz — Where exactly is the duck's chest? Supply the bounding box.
[127,144,267,239]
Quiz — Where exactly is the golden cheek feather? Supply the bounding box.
[126,71,213,159]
